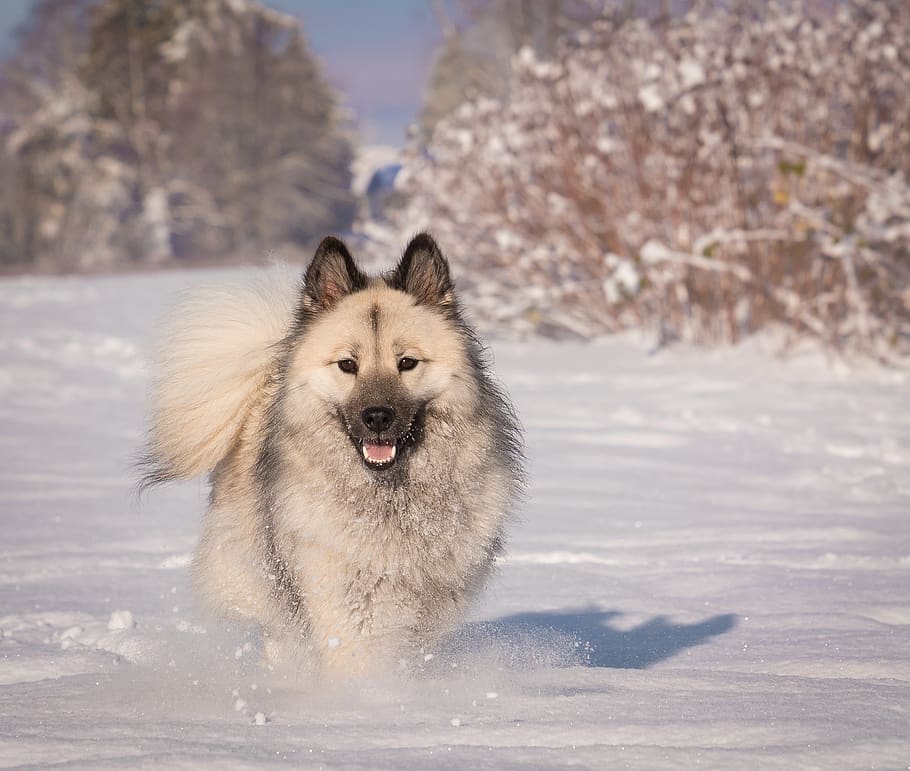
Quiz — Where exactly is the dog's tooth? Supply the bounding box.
[362,442,397,465]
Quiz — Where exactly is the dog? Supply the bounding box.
[141,234,523,676]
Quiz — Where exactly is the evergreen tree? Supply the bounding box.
[0,0,355,270]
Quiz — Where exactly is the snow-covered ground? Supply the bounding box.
[1,268,908,769]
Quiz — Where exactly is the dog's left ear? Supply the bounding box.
[392,233,455,310]
[302,236,367,313]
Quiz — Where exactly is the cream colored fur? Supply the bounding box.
[145,270,297,481]
[144,250,522,679]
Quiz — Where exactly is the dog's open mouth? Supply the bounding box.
[361,441,396,468]
[351,406,425,472]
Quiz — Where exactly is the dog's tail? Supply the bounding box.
[139,269,298,490]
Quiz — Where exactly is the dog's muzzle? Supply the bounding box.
[351,405,424,471]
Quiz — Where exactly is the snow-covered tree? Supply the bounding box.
[382,0,910,358]
[0,0,355,270]
[143,0,356,255]
[418,1,599,146]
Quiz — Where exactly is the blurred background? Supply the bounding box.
[0,0,907,358]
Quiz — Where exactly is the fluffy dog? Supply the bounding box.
[141,234,523,675]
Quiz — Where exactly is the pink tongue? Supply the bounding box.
[364,443,394,462]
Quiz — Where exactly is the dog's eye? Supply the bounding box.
[398,357,418,372]
[337,359,358,374]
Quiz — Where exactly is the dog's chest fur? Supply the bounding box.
[261,417,505,641]
[274,432,499,577]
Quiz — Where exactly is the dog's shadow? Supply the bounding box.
[449,607,737,669]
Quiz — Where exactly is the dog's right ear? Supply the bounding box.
[301,237,367,313]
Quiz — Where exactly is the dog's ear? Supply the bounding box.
[302,237,367,312]
[392,233,455,310]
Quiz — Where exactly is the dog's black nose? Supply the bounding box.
[361,406,396,433]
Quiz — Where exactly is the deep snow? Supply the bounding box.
[1,268,908,769]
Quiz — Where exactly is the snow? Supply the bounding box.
[678,58,706,89]
[636,83,664,113]
[1,268,909,768]
[350,144,401,198]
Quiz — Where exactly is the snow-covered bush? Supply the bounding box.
[381,1,910,357]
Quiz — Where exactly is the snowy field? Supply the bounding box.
[1,268,908,769]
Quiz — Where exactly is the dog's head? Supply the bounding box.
[283,234,475,477]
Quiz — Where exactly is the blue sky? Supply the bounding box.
[0,0,444,146]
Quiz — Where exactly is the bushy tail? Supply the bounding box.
[140,269,298,489]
